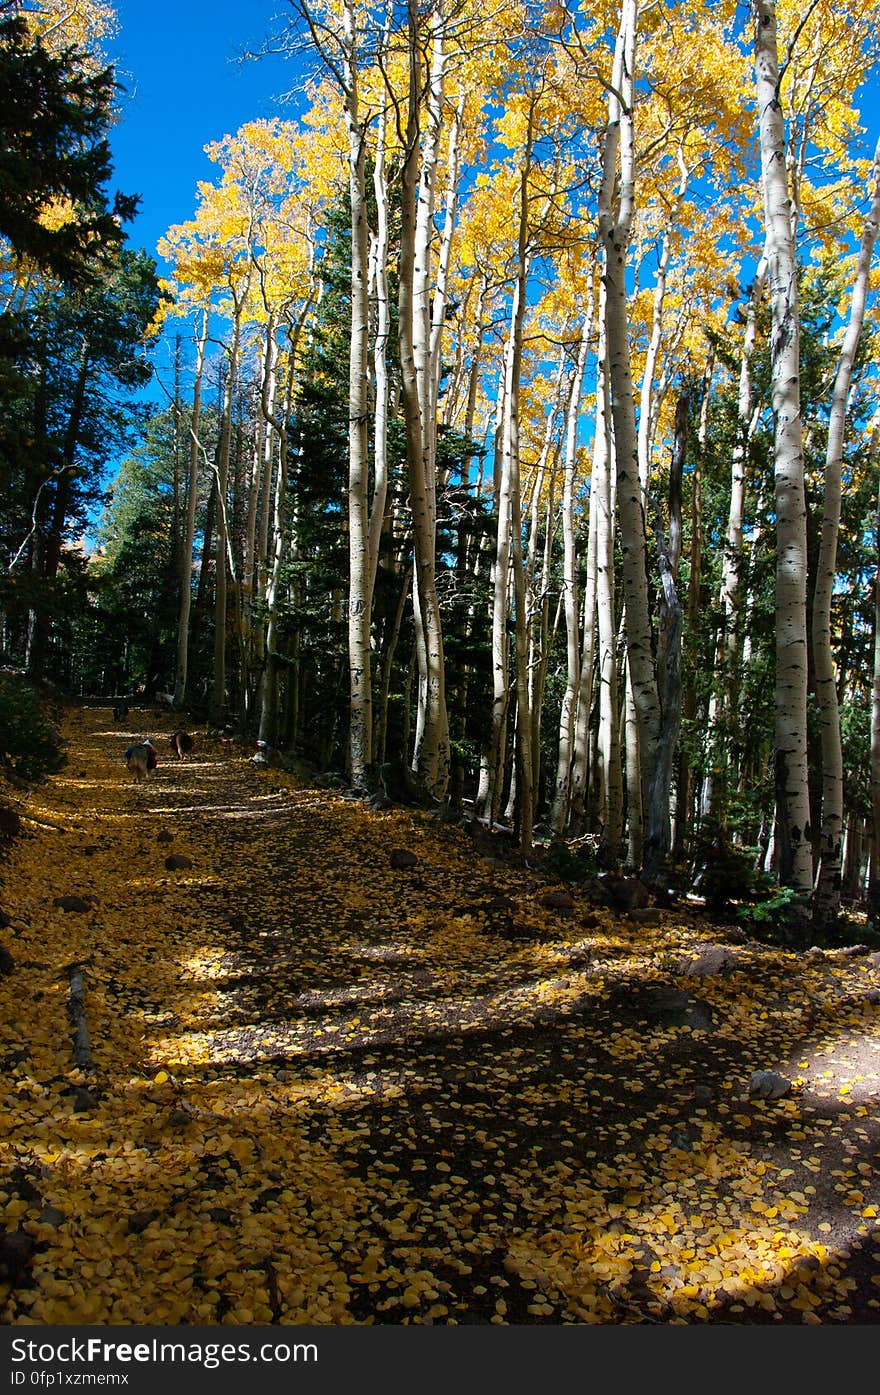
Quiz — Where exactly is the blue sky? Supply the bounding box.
[109,0,296,272]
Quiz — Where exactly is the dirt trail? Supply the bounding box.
[1,704,879,1324]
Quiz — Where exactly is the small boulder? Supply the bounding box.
[389,848,418,870]
[641,987,714,1032]
[748,1069,792,1100]
[603,875,651,912]
[627,907,662,925]
[164,854,192,871]
[53,895,96,913]
[540,890,575,912]
[675,944,740,977]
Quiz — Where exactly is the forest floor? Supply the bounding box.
[1,703,879,1326]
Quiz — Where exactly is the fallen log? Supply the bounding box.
[67,965,94,1073]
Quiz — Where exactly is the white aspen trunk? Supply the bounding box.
[257,407,291,750]
[598,0,661,847]
[477,367,508,818]
[636,150,688,492]
[173,307,208,710]
[868,410,880,919]
[550,308,593,836]
[528,487,559,804]
[624,653,642,869]
[243,324,274,612]
[490,279,527,833]
[527,352,566,800]
[399,0,449,796]
[643,395,686,879]
[677,350,712,854]
[752,0,812,906]
[211,296,244,726]
[708,259,766,816]
[242,321,278,705]
[429,87,465,428]
[367,92,391,597]
[496,100,536,849]
[596,328,623,861]
[570,285,608,833]
[408,27,449,769]
[813,140,880,929]
[567,488,597,834]
[342,0,373,787]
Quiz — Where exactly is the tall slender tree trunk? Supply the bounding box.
[644,394,686,879]
[210,297,244,727]
[27,342,90,682]
[869,410,880,920]
[173,309,209,710]
[598,0,660,856]
[342,0,374,787]
[551,308,592,836]
[676,350,711,856]
[752,0,812,907]
[595,335,623,861]
[398,0,449,796]
[812,137,880,932]
[704,266,765,830]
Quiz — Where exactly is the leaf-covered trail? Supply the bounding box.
[1,705,880,1324]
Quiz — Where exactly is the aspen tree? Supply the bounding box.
[595,329,623,861]
[710,259,765,816]
[868,410,880,919]
[812,138,880,930]
[643,394,685,877]
[172,308,208,709]
[751,0,812,903]
[397,0,451,797]
[598,0,661,859]
[526,354,566,807]
[550,306,592,836]
[341,0,373,787]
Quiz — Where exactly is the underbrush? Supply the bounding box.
[0,672,67,783]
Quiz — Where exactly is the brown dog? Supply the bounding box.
[169,730,194,761]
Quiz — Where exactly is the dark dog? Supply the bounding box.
[169,730,194,761]
[125,739,157,783]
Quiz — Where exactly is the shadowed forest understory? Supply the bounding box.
[1,704,879,1325]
